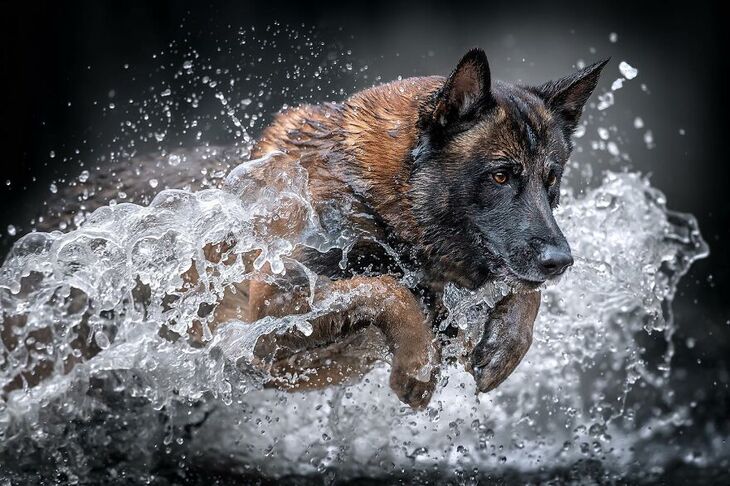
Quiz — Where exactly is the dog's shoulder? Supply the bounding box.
[251,102,345,159]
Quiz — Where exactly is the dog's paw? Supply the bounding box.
[389,342,440,409]
[389,366,438,409]
[469,332,531,394]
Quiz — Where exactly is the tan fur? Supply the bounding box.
[200,76,546,407]
[3,53,610,408]
[196,78,449,407]
[2,76,535,408]
[251,78,443,241]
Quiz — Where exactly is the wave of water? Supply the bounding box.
[0,145,711,482]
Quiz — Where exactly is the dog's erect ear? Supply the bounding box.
[431,48,494,128]
[532,59,608,133]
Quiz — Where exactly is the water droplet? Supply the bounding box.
[94,331,110,350]
[611,78,624,91]
[597,92,614,110]
[619,61,638,80]
[607,141,620,156]
[644,130,655,149]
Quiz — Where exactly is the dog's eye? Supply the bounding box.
[492,172,509,184]
[547,173,557,187]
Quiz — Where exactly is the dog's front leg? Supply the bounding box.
[469,290,541,393]
[317,276,441,408]
[248,275,440,408]
[362,276,441,408]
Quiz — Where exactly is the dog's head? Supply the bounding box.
[412,48,606,289]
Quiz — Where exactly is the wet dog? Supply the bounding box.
[206,48,606,407]
[3,49,606,408]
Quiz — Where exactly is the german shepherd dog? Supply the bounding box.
[4,49,606,409]
[206,48,607,408]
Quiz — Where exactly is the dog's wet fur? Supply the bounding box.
[4,49,606,408]
[213,48,606,407]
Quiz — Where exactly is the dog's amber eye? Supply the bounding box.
[547,173,557,186]
[492,172,508,184]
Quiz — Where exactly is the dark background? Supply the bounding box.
[1,0,728,438]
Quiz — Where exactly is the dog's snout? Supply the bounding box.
[538,245,573,277]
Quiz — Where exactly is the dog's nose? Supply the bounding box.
[538,246,573,276]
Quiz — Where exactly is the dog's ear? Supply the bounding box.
[532,59,609,133]
[431,48,495,128]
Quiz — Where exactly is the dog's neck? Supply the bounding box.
[340,78,503,291]
[340,76,444,245]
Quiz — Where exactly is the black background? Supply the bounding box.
[1,0,728,438]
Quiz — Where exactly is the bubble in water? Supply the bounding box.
[94,330,111,349]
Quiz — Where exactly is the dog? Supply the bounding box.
[202,48,606,408]
[3,49,606,408]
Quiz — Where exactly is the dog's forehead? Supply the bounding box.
[470,86,568,168]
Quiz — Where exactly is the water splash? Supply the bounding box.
[0,27,720,483]
[0,151,710,482]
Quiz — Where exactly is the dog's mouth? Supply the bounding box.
[503,270,546,291]
[495,248,571,290]
[473,233,560,290]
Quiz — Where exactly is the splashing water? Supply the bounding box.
[0,31,718,484]
[0,156,709,482]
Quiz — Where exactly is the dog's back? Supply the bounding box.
[251,77,443,244]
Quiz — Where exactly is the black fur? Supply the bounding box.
[411,49,607,290]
